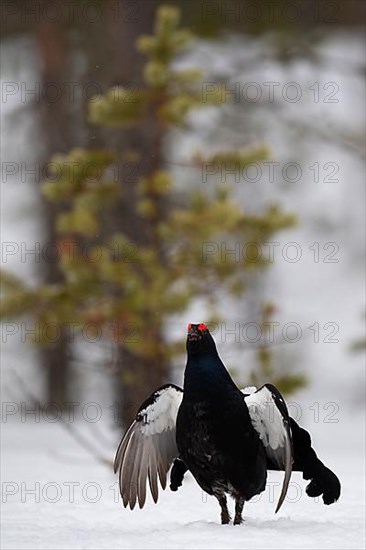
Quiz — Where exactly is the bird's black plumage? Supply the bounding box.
[114,323,341,524]
[176,324,267,522]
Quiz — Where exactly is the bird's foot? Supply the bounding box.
[234,497,245,525]
[221,511,231,525]
[217,494,231,525]
[233,514,243,525]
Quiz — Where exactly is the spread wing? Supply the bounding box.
[243,384,293,513]
[114,384,183,510]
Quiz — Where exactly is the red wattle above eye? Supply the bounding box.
[187,323,192,331]
[198,323,208,332]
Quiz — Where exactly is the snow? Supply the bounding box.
[1,413,365,550]
[1,26,365,550]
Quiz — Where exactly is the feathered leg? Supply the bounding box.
[217,494,231,525]
[212,487,231,524]
[234,497,245,525]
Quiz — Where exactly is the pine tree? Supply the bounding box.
[1,6,302,426]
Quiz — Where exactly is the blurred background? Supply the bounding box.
[1,2,365,547]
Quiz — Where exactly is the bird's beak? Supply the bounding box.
[187,324,201,341]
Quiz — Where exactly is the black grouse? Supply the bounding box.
[114,323,341,524]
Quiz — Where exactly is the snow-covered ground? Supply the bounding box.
[1,413,365,550]
[1,27,365,550]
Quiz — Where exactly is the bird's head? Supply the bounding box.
[186,323,216,356]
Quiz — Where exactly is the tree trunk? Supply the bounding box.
[34,12,74,407]
[34,0,169,423]
[104,0,169,427]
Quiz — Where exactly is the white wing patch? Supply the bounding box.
[244,386,286,450]
[242,385,257,395]
[138,387,182,436]
[243,385,293,513]
[114,385,183,509]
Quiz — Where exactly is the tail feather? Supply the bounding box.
[289,418,341,505]
[305,464,341,504]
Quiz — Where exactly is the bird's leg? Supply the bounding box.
[234,498,245,525]
[217,494,231,525]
